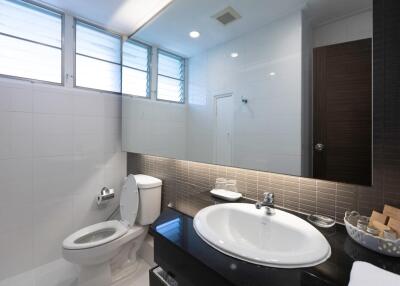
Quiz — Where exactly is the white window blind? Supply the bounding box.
[122,40,151,97]
[157,50,185,103]
[75,21,121,93]
[0,0,62,83]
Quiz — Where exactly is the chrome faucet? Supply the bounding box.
[255,192,275,215]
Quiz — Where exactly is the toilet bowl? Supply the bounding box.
[62,174,162,286]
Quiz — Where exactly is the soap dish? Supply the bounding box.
[307,214,335,228]
[210,189,242,201]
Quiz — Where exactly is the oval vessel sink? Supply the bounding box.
[193,203,331,268]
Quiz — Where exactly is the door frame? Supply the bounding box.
[213,92,234,165]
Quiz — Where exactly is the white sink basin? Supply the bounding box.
[193,203,331,268]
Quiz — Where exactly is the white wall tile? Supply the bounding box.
[72,153,105,196]
[0,227,34,281]
[104,152,126,191]
[0,89,11,112]
[33,135,73,157]
[0,16,124,283]
[33,198,74,267]
[0,112,13,159]
[33,156,74,202]
[11,88,33,113]
[73,116,103,135]
[72,190,109,230]
[73,90,105,117]
[0,158,33,234]
[104,94,122,118]
[33,86,73,115]
[12,112,33,138]
[34,114,73,136]
[0,81,126,277]
[73,133,105,155]
[0,80,33,112]
[0,112,33,159]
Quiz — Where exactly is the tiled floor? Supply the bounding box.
[0,257,151,286]
[113,259,151,286]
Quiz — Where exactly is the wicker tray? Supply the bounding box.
[344,216,400,257]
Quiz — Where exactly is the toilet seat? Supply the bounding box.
[63,175,141,251]
[63,220,128,250]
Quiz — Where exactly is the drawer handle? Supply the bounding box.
[153,267,178,286]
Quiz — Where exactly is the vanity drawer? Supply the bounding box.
[154,233,232,286]
[150,266,178,286]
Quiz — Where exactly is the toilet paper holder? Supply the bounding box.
[97,187,115,206]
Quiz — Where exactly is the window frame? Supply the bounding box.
[156,49,186,104]
[122,38,152,99]
[0,0,65,85]
[73,18,122,94]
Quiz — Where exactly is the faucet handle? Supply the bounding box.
[263,192,274,203]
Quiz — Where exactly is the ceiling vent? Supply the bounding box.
[213,6,241,26]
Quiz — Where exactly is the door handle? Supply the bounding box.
[314,143,324,151]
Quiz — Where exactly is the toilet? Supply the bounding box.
[62,174,162,286]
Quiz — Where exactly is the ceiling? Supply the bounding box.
[134,0,372,57]
[38,0,173,35]
[134,0,308,57]
[305,0,372,27]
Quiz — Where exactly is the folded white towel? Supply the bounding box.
[348,261,400,286]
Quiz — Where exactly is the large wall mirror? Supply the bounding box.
[122,0,373,186]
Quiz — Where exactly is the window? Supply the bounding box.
[0,0,62,83]
[122,40,151,97]
[157,50,185,103]
[75,21,121,93]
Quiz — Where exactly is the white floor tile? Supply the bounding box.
[113,258,151,286]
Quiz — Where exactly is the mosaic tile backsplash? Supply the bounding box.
[127,153,399,223]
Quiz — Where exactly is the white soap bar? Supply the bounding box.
[210,189,242,201]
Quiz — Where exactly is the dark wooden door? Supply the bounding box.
[313,38,372,185]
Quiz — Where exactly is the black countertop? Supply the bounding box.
[151,192,400,286]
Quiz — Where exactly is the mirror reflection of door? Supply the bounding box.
[214,94,233,165]
[313,38,372,185]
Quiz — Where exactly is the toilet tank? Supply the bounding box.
[134,174,162,225]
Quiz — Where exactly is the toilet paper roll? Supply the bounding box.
[97,187,115,205]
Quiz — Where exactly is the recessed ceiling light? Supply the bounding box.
[231,52,239,58]
[189,31,200,38]
[269,72,276,76]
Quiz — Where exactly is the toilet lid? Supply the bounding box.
[120,174,139,227]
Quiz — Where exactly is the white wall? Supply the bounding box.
[187,11,304,176]
[313,10,372,47]
[0,15,126,284]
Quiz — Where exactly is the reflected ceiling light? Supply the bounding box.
[269,72,276,76]
[189,31,200,38]
[231,52,239,58]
